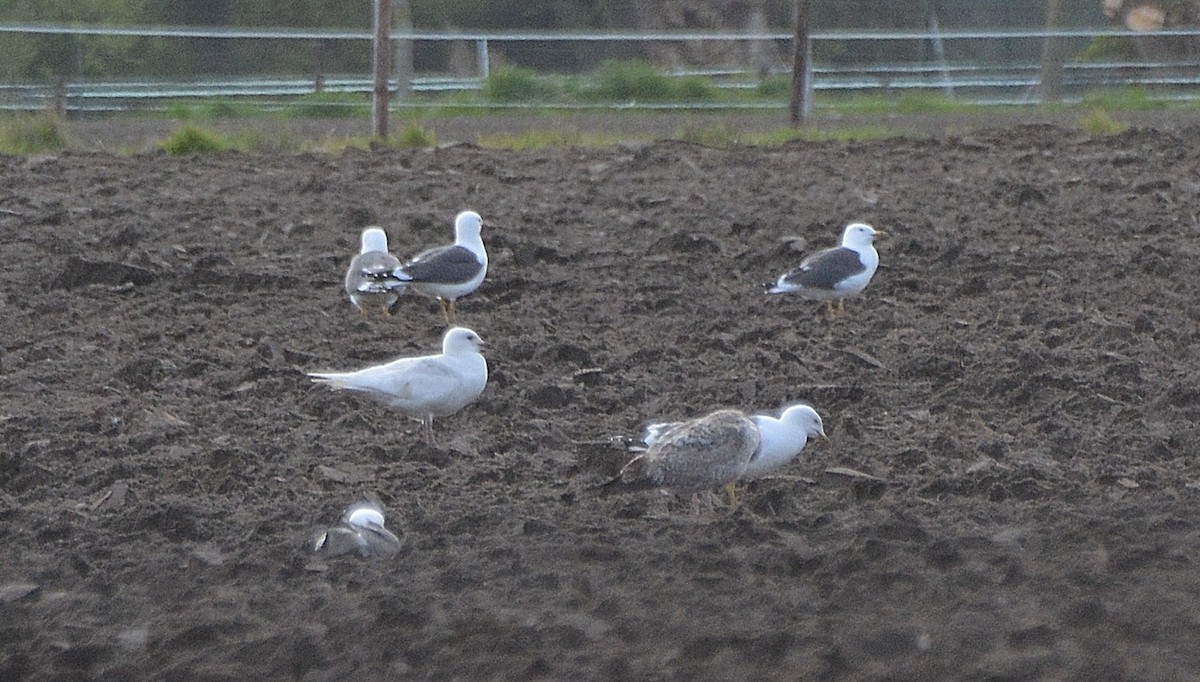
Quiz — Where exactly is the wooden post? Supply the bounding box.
[371,0,392,138]
[393,0,413,104]
[789,0,811,127]
[1038,0,1066,103]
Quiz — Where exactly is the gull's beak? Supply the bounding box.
[816,430,829,442]
[874,229,889,239]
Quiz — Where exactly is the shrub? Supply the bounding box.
[160,125,229,154]
[0,111,68,154]
[483,67,558,103]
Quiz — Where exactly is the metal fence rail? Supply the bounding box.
[2,22,1199,112]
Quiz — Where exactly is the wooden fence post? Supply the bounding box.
[789,0,811,127]
[371,0,392,139]
[1038,0,1066,103]
[393,0,413,104]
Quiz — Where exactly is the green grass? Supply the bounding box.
[1077,108,1125,135]
[1079,87,1165,111]
[279,92,370,118]
[476,128,637,150]
[159,125,230,154]
[483,66,560,103]
[0,111,69,154]
[165,99,260,120]
[390,122,436,148]
[578,60,724,103]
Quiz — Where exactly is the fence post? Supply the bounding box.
[371,0,392,138]
[789,0,811,127]
[393,0,413,103]
[477,38,490,82]
[1038,0,1065,102]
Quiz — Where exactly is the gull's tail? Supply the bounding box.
[594,455,657,496]
[307,372,358,390]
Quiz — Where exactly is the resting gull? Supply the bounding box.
[307,326,487,444]
[313,500,403,558]
[767,223,884,318]
[344,227,404,317]
[392,211,487,325]
[603,409,760,507]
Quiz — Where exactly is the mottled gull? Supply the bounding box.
[603,409,760,500]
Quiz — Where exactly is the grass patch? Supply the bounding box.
[476,128,638,150]
[579,60,723,102]
[279,92,369,118]
[1079,87,1164,111]
[160,125,230,154]
[755,75,791,99]
[1077,108,1124,135]
[484,66,559,103]
[390,122,436,148]
[675,122,898,146]
[165,99,258,120]
[0,111,69,154]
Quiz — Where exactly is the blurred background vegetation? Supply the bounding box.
[0,1,1116,83]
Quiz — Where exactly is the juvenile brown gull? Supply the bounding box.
[603,409,760,500]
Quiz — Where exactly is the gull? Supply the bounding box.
[307,326,487,444]
[392,211,487,325]
[742,403,826,479]
[313,501,403,559]
[602,409,760,509]
[345,227,404,317]
[767,223,884,318]
[635,403,826,503]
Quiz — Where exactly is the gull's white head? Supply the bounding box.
[841,223,881,249]
[360,227,390,255]
[454,211,484,241]
[343,501,386,528]
[442,326,485,354]
[780,404,826,440]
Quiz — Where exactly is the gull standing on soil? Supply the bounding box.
[313,500,403,558]
[307,326,487,444]
[392,211,487,325]
[602,409,760,509]
[767,223,884,318]
[345,227,405,317]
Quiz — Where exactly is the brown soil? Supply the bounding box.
[3,121,1200,680]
